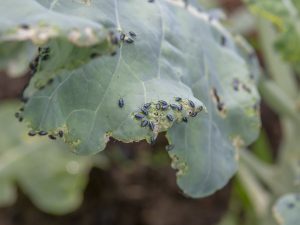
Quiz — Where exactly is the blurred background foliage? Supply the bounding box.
[0,0,299,225]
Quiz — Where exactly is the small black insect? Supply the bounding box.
[144,103,151,109]
[156,104,161,110]
[30,68,37,75]
[217,102,224,111]
[287,203,295,209]
[20,96,28,103]
[19,107,24,112]
[125,38,134,44]
[34,56,39,63]
[149,121,155,131]
[177,104,183,111]
[58,130,64,138]
[15,112,20,118]
[90,52,100,59]
[118,98,124,108]
[111,34,119,45]
[48,135,56,140]
[29,62,36,70]
[20,24,29,29]
[160,100,168,106]
[150,136,156,145]
[129,31,136,38]
[141,107,148,115]
[120,33,125,41]
[221,35,226,46]
[190,112,198,117]
[182,117,188,123]
[135,113,145,120]
[165,144,175,151]
[111,51,117,56]
[141,120,149,127]
[170,104,178,110]
[148,0,154,3]
[18,117,23,122]
[188,100,195,108]
[41,54,50,61]
[242,84,251,93]
[28,131,36,136]
[44,47,50,54]
[38,131,48,136]
[233,78,239,91]
[166,114,174,122]
[47,79,54,85]
[175,97,182,102]
[161,104,169,111]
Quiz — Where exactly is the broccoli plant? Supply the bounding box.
[0,0,260,203]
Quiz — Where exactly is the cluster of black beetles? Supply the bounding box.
[118,96,203,145]
[14,108,64,140]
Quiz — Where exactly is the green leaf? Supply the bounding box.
[0,102,92,214]
[0,0,115,77]
[273,193,300,225]
[21,0,260,197]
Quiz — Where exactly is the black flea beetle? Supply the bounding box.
[38,131,48,136]
[58,130,64,138]
[189,100,195,108]
[182,117,188,123]
[177,104,183,111]
[135,113,145,120]
[161,104,169,110]
[118,98,124,108]
[28,131,36,136]
[170,104,178,110]
[141,107,148,115]
[125,38,134,44]
[149,121,155,131]
[48,135,56,140]
[166,144,175,151]
[190,112,198,117]
[150,136,156,145]
[141,120,149,127]
[166,114,174,122]
[175,97,182,102]
[129,31,136,38]
[144,103,151,108]
[120,33,125,41]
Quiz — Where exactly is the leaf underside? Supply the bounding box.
[16,0,260,197]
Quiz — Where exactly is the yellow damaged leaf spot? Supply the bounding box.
[104,132,112,143]
[232,136,245,149]
[272,207,284,225]
[84,27,98,44]
[170,154,188,177]
[69,139,81,149]
[9,26,58,45]
[68,29,82,44]
[232,136,245,161]
[68,27,102,46]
